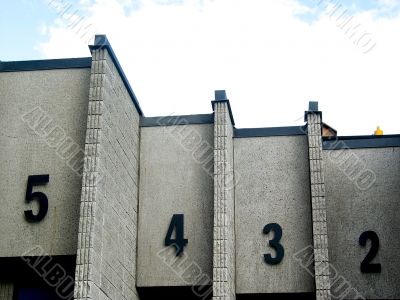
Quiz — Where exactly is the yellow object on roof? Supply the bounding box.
[374,126,383,135]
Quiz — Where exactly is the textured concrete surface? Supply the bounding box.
[2,50,399,300]
[324,147,400,299]
[307,112,331,300]
[137,124,214,287]
[234,135,315,294]
[0,69,90,257]
[74,49,140,299]
[212,101,236,300]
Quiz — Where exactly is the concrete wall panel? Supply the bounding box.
[0,69,90,257]
[137,124,214,287]
[324,147,400,299]
[234,135,315,294]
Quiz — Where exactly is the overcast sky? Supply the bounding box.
[1,0,399,135]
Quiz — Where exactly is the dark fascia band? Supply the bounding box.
[89,35,144,116]
[140,114,214,127]
[323,134,400,150]
[234,126,307,138]
[0,57,92,72]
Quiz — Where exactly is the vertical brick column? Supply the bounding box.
[73,45,104,300]
[74,35,140,300]
[212,90,236,300]
[305,102,331,300]
[0,282,14,300]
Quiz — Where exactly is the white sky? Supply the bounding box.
[38,0,400,135]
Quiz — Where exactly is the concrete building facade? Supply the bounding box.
[0,35,399,300]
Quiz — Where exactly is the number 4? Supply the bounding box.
[165,214,188,256]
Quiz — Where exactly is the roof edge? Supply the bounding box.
[140,114,214,127]
[234,126,307,138]
[0,57,92,72]
[323,134,400,149]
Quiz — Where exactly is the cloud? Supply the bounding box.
[38,0,400,135]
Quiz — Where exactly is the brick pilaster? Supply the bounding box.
[0,282,14,300]
[212,91,236,300]
[306,102,331,300]
[74,35,140,300]
[74,44,105,300]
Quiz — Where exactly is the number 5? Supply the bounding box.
[25,175,49,222]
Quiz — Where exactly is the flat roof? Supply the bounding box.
[140,114,214,127]
[0,57,92,72]
[323,134,400,149]
[234,126,307,138]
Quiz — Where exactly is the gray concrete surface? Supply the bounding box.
[324,147,400,299]
[137,124,214,287]
[2,52,399,300]
[74,49,140,300]
[307,112,331,300]
[234,135,315,294]
[0,69,90,256]
[212,101,236,300]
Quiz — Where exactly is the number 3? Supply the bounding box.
[263,223,284,265]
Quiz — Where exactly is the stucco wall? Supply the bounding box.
[324,147,400,299]
[137,123,214,288]
[234,135,315,294]
[0,69,90,257]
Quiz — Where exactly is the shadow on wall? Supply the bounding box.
[137,286,212,300]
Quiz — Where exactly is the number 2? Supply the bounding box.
[359,230,381,273]
[263,223,284,265]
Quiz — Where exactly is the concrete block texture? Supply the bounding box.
[307,112,331,300]
[137,124,214,287]
[0,282,14,300]
[324,147,400,299]
[212,102,236,300]
[234,135,315,294]
[74,49,140,300]
[0,68,90,256]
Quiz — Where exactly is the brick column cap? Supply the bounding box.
[89,34,144,116]
[304,101,322,122]
[211,90,235,125]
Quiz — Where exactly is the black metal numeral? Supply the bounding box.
[165,214,188,256]
[25,175,49,222]
[359,230,381,273]
[263,223,284,265]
